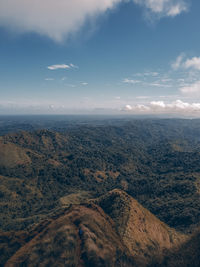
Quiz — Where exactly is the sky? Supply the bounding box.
[1,0,200,115]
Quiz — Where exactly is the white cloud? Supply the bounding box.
[184,57,200,71]
[0,0,121,41]
[172,55,200,71]
[180,81,200,95]
[47,63,78,70]
[150,100,166,108]
[136,104,150,111]
[122,100,200,114]
[171,56,200,95]
[81,82,88,86]
[122,103,150,111]
[133,0,188,18]
[0,0,188,41]
[167,3,187,16]
[150,100,200,111]
[124,104,133,111]
[47,64,71,70]
[123,78,141,84]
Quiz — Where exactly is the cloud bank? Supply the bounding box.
[123,100,200,114]
[0,0,188,41]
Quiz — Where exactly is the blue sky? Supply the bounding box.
[1,0,200,115]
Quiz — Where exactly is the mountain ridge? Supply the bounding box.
[4,190,186,267]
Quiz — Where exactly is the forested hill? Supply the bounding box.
[0,118,200,234]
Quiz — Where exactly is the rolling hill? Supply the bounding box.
[3,190,185,267]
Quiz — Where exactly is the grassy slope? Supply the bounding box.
[5,203,135,267]
[95,189,186,260]
[2,190,186,267]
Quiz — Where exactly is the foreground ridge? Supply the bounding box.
[5,190,186,267]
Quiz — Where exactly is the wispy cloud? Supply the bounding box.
[133,71,159,77]
[47,64,78,70]
[171,54,200,95]
[148,82,172,88]
[133,0,188,18]
[66,84,76,88]
[45,78,54,81]
[124,70,175,89]
[70,63,79,69]
[123,78,141,84]
[171,53,185,70]
[167,3,187,16]
[144,71,159,76]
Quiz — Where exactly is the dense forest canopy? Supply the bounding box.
[0,116,200,266]
[0,116,200,232]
